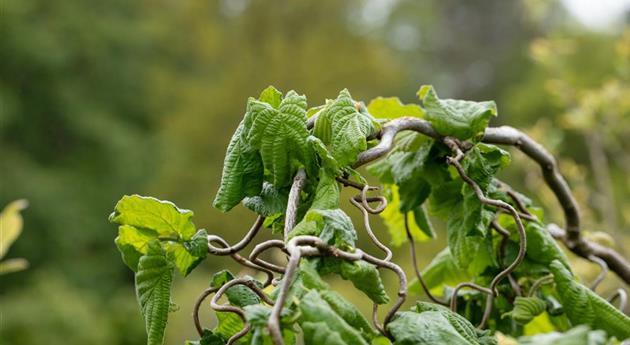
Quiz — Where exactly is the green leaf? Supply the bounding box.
[184,329,225,345]
[409,248,471,297]
[213,87,314,212]
[111,196,207,275]
[523,222,569,268]
[314,89,379,166]
[380,185,433,246]
[212,121,264,212]
[301,322,348,345]
[309,136,341,175]
[245,90,314,187]
[310,172,340,210]
[413,302,497,345]
[418,85,497,140]
[446,203,496,276]
[214,311,248,343]
[319,258,390,305]
[135,241,174,345]
[210,270,261,308]
[387,311,488,345]
[367,97,425,119]
[0,199,28,260]
[320,290,378,340]
[289,209,357,250]
[110,195,197,239]
[299,290,369,345]
[550,260,630,340]
[258,85,282,109]
[243,182,288,217]
[115,225,156,271]
[502,297,547,325]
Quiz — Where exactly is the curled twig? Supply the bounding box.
[266,235,407,344]
[351,116,630,283]
[350,197,392,261]
[208,235,275,286]
[193,286,219,336]
[210,278,275,344]
[588,255,609,291]
[249,239,288,274]
[207,216,265,255]
[404,213,448,306]
[608,288,628,311]
[444,137,527,329]
[528,274,554,297]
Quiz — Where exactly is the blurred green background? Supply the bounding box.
[2,0,629,344]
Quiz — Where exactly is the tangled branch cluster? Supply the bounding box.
[193,118,629,345]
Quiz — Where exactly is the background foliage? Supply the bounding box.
[1,0,629,344]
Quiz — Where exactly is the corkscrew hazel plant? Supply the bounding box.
[109,85,630,345]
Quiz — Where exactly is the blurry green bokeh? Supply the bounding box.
[1,0,628,344]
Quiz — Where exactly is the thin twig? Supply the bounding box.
[404,213,448,306]
[207,216,265,255]
[284,169,307,240]
[444,137,527,329]
[351,116,630,283]
[528,274,554,297]
[350,197,392,261]
[588,255,608,291]
[608,288,628,311]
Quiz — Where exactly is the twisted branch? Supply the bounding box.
[444,137,527,328]
[353,116,630,284]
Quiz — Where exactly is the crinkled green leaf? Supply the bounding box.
[243,182,288,217]
[310,172,340,210]
[298,259,380,339]
[184,329,225,345]
[210,270,260,308]
[314,89,379,166]
[462,144,510,190]
[320,290,378,340]
[213,87,314,212]
[550,260,630,340]
[409,248,471,297]
[367,97,425,119]
[308,136,341,175]
[516,325,610,345]
[524,222,569,268]
[318,258,389,305]
[299,290,369,345]
[110,195,197,239]
[135,241,174,345]
[301,322,348,345]
[212,121,264,212]
[502,297,547,325]
[418,85,497,140]
[388,310,491,345]
[447,203,496,276]
[413,302,497,345]
[245,90,314,187]
[289,208,357,250]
